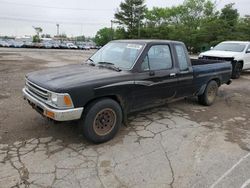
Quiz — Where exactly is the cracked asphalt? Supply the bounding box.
[1,48,250,188]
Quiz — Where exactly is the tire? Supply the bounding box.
[79,98,122,143]
[198,80,218,106]
[232,62,243,79]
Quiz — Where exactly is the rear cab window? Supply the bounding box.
[174,44,189,71]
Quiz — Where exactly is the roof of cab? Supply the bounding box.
[111,39,184,45]
[221,41,250,44]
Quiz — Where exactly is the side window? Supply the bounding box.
[175,45,189,71]
[247,45,250,52]
[141,45,173,71]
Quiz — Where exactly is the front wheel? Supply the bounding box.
[198,80,218,106]
[232,62,243,79]
[79,98,122,143]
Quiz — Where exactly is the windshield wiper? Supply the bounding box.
[87,58,95,66]
[97,62,121,72]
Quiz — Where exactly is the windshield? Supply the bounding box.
[89,42,144,70]
[213,43,246,52]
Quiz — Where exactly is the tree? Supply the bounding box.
[95,0,250,53]
[143,0,218,52]
[115,0,146,38]
[237,15,250,40]
[220,3,239,27]
[94,28,113,46]
[114,27,128,39]
[32,26,43,43]
[32,35,40,43]
[33,27,42,37]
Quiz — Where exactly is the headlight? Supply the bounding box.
[198,54,203,58]
[48,92,74,109]
[51,93,58,103]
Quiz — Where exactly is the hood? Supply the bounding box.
[200,50,240,58]
[26,64,128,92]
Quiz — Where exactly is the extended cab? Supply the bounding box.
[199,41,250,79]
[23,40,232,143]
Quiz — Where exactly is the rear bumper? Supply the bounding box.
[22,88,83,121]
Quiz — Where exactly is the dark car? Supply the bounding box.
[23,40,232,143]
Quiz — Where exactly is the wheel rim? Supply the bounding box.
[207,84,217,103]
[93,108,117,136]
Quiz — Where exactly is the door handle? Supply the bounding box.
[149,71,155,76]
[170,73,176,77]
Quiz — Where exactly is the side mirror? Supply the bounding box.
[246,49,250,53]
[210,46,214,50]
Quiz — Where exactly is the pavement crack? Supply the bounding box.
[96,154,105,188]
[159,134,175,188]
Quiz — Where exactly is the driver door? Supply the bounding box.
[131,44,178,111]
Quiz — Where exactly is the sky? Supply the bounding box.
[0,0,249,37]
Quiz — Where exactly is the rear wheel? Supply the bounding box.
[79,98,122,143]
[198,80,218,106]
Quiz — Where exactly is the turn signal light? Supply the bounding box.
[45,110,55,119]
[64,95,72,107]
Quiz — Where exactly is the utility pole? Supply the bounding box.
[56,24,59,36]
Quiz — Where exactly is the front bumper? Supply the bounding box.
[22,88,83,121]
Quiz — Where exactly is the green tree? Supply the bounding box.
[237,15,250,40]
[114,27,128,39]
[220,3,239,27]
[32,26,43,43]
[115,0,146,38]
[32,35,41,43]
[95,0,250,53]
[94,27,112,46]
[143,0,218,52]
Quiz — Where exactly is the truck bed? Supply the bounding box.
[195,57,239,79]
[191,58,232,88]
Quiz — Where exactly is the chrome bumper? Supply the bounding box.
[22,88,83,121]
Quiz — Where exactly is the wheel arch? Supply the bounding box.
[197,78,221,96]
[238,60,244,68]
[83,95,127,124]
[211,78,221,87]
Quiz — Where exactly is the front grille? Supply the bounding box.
[25,80,49,101]
[202,56,234,62]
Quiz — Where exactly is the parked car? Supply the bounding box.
[199,41,250,79]
[52,43,60,49]
[22,42,33,48]
[66,43,78,49]
[82,45,91,50]
[13,41,24,48]
[0,40,10,47]
[23,40,232,143]
[32,43,43,48]
[42,41,53,49]
[59,43,68,49]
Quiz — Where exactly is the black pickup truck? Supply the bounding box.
[23,40,232,143]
